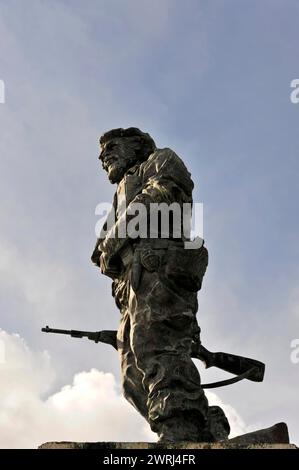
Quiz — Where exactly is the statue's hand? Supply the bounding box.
[99,235,119,258]
[91,244,102,267]
[100,252,121,279]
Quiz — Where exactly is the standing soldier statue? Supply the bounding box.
[38,120,289,447]
[91,127,229,442]
[42,127,267,445]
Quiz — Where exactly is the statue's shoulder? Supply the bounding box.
[141,147,190,175]
[139,148,194,195]
[146,147,183,165]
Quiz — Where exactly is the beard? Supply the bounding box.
[105,147,137,184]
[107,161,127,184]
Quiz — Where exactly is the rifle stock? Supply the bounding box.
[193,344,265,382]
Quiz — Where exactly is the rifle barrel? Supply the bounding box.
[41,326,117,348]
[41,326,90,338]
[42,326,72,335]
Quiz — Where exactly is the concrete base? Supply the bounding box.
[39,422,296,449]
[39,442,296,450]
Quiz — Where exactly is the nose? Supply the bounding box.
[99,149,106,161]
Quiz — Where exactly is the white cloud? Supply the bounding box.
[0,329,154,448]
[0,330,246,448]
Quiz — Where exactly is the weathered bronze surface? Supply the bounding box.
[91,127,233,442]
[40,127,290,445]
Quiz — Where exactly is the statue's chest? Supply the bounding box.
[116,172,142,218]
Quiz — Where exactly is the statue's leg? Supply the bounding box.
[117,308,148,420]
[129,267,209,442]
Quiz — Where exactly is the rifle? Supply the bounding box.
[42,326,265,389]
[42,326,118,349]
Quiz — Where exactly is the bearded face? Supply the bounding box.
[99,137,137,184]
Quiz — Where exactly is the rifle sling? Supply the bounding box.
[201,366,257,389]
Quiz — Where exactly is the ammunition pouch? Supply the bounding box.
[164,244,208,292]
[133,239,208,293]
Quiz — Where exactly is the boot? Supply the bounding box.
[202,406,230,441]
[157,412,207,443]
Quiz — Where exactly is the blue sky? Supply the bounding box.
[0,0,298,446]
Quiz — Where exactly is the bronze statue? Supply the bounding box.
[42,127,266,443]
[91,127,227,442]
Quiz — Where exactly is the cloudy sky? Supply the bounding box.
[0,0,298,448]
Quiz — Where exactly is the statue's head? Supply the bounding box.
[99,127,156,184]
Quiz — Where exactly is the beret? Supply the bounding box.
[100,127,155,149]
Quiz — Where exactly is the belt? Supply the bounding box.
[137,238,185,250]
[120,239,185,268]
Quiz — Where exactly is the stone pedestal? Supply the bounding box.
[39,442,296,449]
[39,422,296,449]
